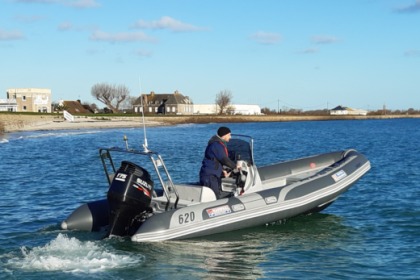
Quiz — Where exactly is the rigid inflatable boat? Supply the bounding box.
[61,134,370,242]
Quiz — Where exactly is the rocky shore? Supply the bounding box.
[0,113,418,133]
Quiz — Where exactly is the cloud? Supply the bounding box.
[64,0,100,9]
[86,48,100,55]
[90,30,157,43]
[250,31,281,45]
[133,16,205,32]
[12,0,100,9]
[395,0,420,13]
[298,48,319,54]
[133,49,153,57]
[58,21,73,31]
[311,35,339,44]
[57,21,98,32]
[404,49,420,57]
[13,15,45,23]
[12,0,58,3]
[0,28,25,40]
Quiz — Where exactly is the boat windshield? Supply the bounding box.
[227,135,254,165]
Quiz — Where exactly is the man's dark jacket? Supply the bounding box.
[199,135,236,179]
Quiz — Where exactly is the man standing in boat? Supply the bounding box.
[199,126,239,199]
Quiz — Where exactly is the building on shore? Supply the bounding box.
[0,98,17,112]
[330,105,367,116]
[133,91,261,115]
[58,100,95,114]
[193,104,262,115]
[227,104,262,115]
[6,88,52,113]
[133,91,193,115]
[192,104,218,114]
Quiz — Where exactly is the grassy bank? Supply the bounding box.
[145,113,420,125]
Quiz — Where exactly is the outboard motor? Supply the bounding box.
[107,161,154,237]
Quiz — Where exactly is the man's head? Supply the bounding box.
[217,126,231,142]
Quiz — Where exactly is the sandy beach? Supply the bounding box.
[0,114,167,133]
[1,113,419,133]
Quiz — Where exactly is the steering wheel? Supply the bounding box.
[233,160,247,193]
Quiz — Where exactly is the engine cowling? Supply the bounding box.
[106,161,154,237]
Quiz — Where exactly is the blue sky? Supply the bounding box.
[1,0,419,111]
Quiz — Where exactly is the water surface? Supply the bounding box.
[0,119,419,279]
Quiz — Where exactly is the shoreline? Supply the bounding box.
[0,114,166,133]
[1,113,419,133]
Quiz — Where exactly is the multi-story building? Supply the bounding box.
[133,91,193,115]
[6,88,52,113]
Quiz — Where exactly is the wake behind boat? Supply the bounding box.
[61,134,370,242]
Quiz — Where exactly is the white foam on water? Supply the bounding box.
[2,130,105,142]
[0,138,8,144]
[8,233,143,274]
[24,130,102,139]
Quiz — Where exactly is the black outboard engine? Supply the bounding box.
[107,161,154,237]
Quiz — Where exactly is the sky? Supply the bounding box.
[1,0,419,111]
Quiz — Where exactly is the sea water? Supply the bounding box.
[0,119,419,279]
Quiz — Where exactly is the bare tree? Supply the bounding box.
[226,105,236,115]
[215,90,232,114]
[121,96,137,112]
[91,83,130,113]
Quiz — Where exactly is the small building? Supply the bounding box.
[6,88,52,113]
[133,91,193,115]
[330,105,367,116]
[0,99,17,112]
[192,104,218,114]
[330,105,348,115]
[193,104,262,115]
[229,104,262,115]
[59,100,94,114]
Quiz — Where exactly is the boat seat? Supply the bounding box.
[152,184,217,209]
[200,186,217,202]
[258,165,291,182]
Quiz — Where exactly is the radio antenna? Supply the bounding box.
[139,78,150,152]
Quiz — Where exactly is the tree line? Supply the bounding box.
[58,82,419,115]
[89,83,234,114]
